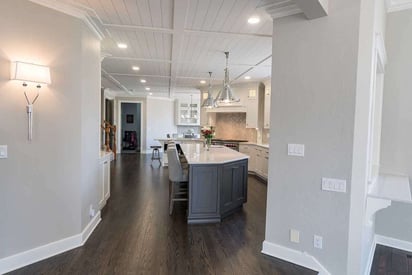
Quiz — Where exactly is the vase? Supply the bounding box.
[206,137,212,151]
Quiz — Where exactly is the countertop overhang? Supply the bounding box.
[180,144,249,165]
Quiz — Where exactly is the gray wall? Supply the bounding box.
[0,0,100,258]
[265,1,362,274]
[376,9,412,241]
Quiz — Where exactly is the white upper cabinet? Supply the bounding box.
[245,83,265,129]
[175,96,200,126]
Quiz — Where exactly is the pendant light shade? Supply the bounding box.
[201,72,217,108]
[215,52,240,105]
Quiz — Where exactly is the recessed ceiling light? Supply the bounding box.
[244,76,251,80]
[149,92,153,96]
[145,87,150,91]
[117,43,128,49]
[132,66,139,71]
[248,16,260,24]
[140,79,146,83]
[200,80,206,84]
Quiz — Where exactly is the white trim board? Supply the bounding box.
[386,0,412,12]
[0,211,101,275]
[364,236,377,275]
[375,234,412,252]
[261,241,330,275]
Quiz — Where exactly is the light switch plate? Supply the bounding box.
[288,144,305,157]
[0,145,8,159]
[290,229,300,243]
[322,177,347,193]
[314,235,323,249]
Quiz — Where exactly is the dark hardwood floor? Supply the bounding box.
[8,154,317,275]
[371,244,412,275]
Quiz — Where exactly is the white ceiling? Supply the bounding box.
[59,0,275,97]
[29,0,332,97]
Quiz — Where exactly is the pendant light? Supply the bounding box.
[201,72,217,108]
[215,52,240,105]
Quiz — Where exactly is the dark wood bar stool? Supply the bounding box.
[150,145,162,165]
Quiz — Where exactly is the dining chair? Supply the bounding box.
[167,144,189,215]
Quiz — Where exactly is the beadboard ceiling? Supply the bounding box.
[60,0,275,97]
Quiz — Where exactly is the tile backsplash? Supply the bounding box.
[213,113,257,142]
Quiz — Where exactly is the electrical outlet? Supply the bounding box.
[290,229,300,243]
[314,235,323,249]
[0,145,8,159]
[89,205,95,218]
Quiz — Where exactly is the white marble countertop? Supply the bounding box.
[157,138,204,142]
[180,144,249,165]
[239,142,269,149]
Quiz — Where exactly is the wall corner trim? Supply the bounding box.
[261,241,330,275]
[0,211,101,274]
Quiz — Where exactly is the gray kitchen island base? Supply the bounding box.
[187,159,248,224]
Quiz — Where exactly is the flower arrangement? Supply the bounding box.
[201,126,215,139]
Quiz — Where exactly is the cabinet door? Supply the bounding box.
[220,160,248,215]
[176,99,200,126]
[189,165,220,220]
[103,160,110,201]
[99,159,111,209]
[255,147,264,175]
[246,90,258,128]
[262,149,269,178]
[264,88,271,129]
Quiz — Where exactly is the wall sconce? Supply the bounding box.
[10,61,51,141]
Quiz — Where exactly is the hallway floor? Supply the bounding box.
[8,154,316,275]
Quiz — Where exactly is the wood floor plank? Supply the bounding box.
[7,154,317,275]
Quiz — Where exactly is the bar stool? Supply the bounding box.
[150,145,162,165]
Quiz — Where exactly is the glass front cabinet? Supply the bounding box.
[175,97,200,126]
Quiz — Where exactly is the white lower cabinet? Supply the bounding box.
[239,144,268,180]
[99,151,112,209]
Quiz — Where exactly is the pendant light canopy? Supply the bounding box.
[215,52,240,105]
[201,72,217,108]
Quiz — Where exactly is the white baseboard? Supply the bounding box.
[81,211,101,245]
[261,241,330,275]
[0,211,101,275]
[375,234,412,252]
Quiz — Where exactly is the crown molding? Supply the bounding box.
[386,0,412,12]
[28,0,104,40]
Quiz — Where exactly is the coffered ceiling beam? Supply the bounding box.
[169,0,190,97]
[103,23,271,39]
[109,73,171,78]
[259,0,328,20]
[105,56,271,68]
[232,55,272,81]
[103,23,174,34]
[294,0,328,19]
[101,69,132,94]
[105,56,172,63]
[184,29,272,39]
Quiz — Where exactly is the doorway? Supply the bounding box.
[120,102,142,153]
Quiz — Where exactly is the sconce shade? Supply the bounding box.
[10,61,51,85]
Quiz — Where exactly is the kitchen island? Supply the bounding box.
[156,138,204,166]
[179,144,249,224]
